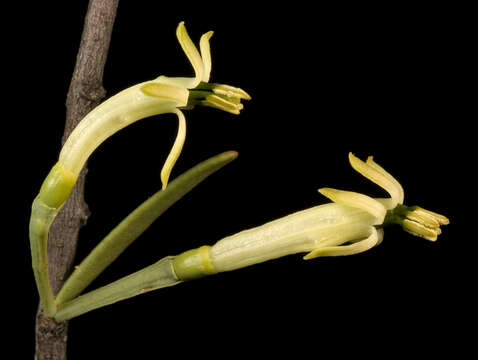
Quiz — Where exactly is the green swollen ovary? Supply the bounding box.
[37,163,77,210]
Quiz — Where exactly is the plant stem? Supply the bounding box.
[35,1,119,359]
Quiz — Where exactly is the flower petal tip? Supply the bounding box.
[202,30,214,39]
[348,152,403,208]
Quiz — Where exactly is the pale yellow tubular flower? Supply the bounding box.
[171,153,449,280]
[208,204,376,272]
[208,154,400,270]
[349,153,403,209]
[318,188,387,225]
[56,21,250,192]
[31,22,251,317]
[160,109,186,189]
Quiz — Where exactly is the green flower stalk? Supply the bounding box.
[30,22,250,317]
[54,153,448,321]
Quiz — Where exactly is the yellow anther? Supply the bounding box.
[412,207,449,225]
[210,84,252,100]
[202,94,243,114]
[402,219,440,241]
[404,209,440,228]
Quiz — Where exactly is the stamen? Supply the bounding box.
[202,94,242,114]
[188,83,250,114]
[411,206,449,225]
[405,209,440,228]
[209,84,252,100]
[402,219,440,241]
[194,83,251,100]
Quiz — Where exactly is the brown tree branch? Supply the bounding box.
[35,1,119,359]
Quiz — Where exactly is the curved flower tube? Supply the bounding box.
[174,152,449,275]
[55,153,449,321]
[30,22,249,316]
[59,21,250,188]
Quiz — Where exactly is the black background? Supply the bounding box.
[9,1,471,358]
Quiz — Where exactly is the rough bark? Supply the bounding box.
[35,1,119,359]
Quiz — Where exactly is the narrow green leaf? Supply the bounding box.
[55,151,238,305]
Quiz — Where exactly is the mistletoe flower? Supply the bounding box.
[56,21,250,195]
[173,153,449,277]
[54,153,450,320]
[30,22,249,316]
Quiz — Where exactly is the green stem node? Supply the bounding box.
[172,245,217,280]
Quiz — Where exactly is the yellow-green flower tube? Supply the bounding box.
[54,153,449,321]
[30,22,249,317]
[173,153,449,277]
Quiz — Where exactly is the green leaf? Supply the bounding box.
[55,151,238,305]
